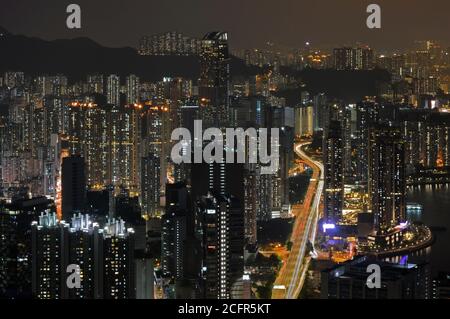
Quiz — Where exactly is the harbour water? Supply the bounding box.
[405,184,450,276]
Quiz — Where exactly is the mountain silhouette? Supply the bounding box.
[0,28,388,101]
[0,28,257,82]
[0,26,11,36]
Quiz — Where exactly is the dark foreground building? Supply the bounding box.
[321,256,431,299]
[31,212,135,299]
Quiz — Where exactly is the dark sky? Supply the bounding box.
[1,0,449,51]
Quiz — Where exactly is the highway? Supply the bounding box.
[272,141,324,299]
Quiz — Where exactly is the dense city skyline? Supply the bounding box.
[2,1,450,304]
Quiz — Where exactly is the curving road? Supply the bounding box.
[272,141,324,299]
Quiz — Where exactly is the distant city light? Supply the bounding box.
[323,223,336,232]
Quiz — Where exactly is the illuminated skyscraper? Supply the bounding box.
[44,97,69,143]
[191,158,245,206]
[323,120,344,223]
[161,182,203,298]
[0,207,17,297]
[189,144,245,299]
[199,32,230,127]
[37,75,68,96]
[333,47,354,70]
[66,213,100,299]
[83,105,108,187]
[333,47,374,70]
[107,105,142,192]
[295,106,313,137]
[61,155,86,220]
[369,125,406,234]
[161,182,191,279]
[87,74,104,94]
[31,212,135,299]
[356,101,379,187]
[243,169,258,245]
[67,103,108,188]
[102,217,135,299]
[138,32,201,56]
[2,198,53,298]
[140,153,160,217]
[313,93,327,132]
[399,109,450,168]
[198,193,244,299]
[142,105,170,191]
[43,134,62,201]
[126,74,140,105]
[173,105,200,183]
[343,104,356,179]
[31,212,64,299]
[107,105,121,187]
[107,75,120,107]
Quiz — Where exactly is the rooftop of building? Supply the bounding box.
[323,255,423,281]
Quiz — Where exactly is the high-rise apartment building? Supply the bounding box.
[31,212,135,299]
[102,218,135,299]
[107,75,120,107]
[199,32,230,127]
[368,125,406,234]
[356,101,379,186]
[138,32,201,56]
[67,102,108,188]
[323,120,344,223]
[140,153,161,217]
[87,74,104,94]
[31,212,64,299]
[126,74,140,105]
[107,104,142,192]
[321,256,431,299]
[197,193,244,299]
[61,155,86,220]
[161,182,192,279]
[333,47,374,70]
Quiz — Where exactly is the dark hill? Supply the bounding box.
[276,68,391,104]
[0,29,258,82]
[0,26,11,36]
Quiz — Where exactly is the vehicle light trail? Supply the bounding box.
[272,141,323,299]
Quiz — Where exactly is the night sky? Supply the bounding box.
[1,0,449,51]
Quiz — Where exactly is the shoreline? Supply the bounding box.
[365,227,434,258]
